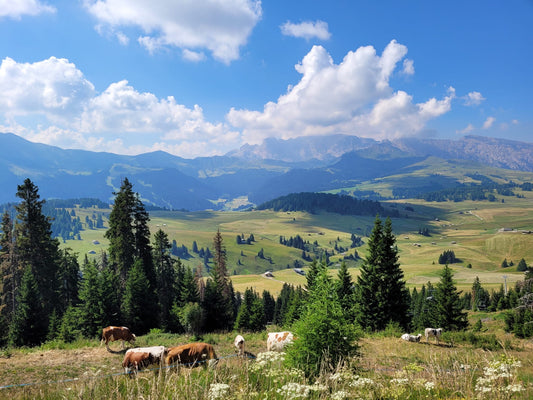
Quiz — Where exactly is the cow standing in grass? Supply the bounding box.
[234,335,245,356]
[123,346,167,375]
[101,326,136,351]
[425,328,443,344]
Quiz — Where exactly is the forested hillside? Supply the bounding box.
[256,192,398,217]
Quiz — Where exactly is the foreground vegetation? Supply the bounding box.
[1,322,532,399]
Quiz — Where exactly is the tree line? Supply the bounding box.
[1,178,532,349]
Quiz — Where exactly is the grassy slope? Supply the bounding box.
[61,187,533,296]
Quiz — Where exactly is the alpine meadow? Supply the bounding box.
[1,1,533,398]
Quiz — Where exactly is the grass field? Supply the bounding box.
[61,190,533,295]
[1,314,532,399]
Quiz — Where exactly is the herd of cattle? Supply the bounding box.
[101,326,296,375]
[102,325,443,375]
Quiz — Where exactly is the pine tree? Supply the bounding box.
[306,258,326,291]
[234,288,265,332]
[336,260,354,320]
[152,229,176,331]
[262,290,276,325]
[355,216,410,330]
[0,210,19,336]
[14,179,61,341]
[8,266,44,346]
[286,268,360,378]
[57,248,80,314]
[434,265,468,331]
[105,178,136,286]
[122,259,153,334]
[77,257,104,338]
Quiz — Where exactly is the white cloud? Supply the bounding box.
[402,59,414,75]
[0,0,55,19]
[227,40,453,143]
[0,57,95,121]
[456,123,474,134]
[0,57,242,158]
[482,116,495,129]
[464,91,485,106]
[280,20,331,40]
[84,0,262,63]
[182,49,207,62]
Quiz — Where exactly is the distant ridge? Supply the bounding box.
[0,132,532,210]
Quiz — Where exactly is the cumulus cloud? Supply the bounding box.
[483,116,495,129]
[227,40,453,144]
[0,57,241,157]
[280,20,331,40]
[464,91,485,106]
[83,0,262,63]
[0,0,55,19]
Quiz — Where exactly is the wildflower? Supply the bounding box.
[390,378,409,386]
[349,376,375,387]
[208,383,230,400]
[276,382,310,399]
[424,381,435,391]
[331,390,349,400]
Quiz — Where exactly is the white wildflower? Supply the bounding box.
[424,381,435,390]
[208,383,230,400]
[390,378,409,385]
[349,376,375,387]
[276,382,310,399]
[331,390,349,400]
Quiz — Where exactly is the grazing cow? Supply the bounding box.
[425,327,443,344]
[401,333,422,342]
[101,326,136,351]
[122,351,157,375]
[123,346,167,374]
[234,335,245,356]
[267,331,294,352]
[166,342,218,368]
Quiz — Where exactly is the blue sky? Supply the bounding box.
[0,0,531,158]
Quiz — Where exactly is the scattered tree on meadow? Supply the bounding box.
[517,258,528,272]
[433,265,468,331]
[355,216,410,331]
[286,267,360,378]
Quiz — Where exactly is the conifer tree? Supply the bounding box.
[57,248,80,314]
[152,229,176,331]
[286,268,360,378]
[8,266,44,346]
[122,259,153,334]
[434,265,468,330]
[77,257,104,338]
[0,210,19,337]
[14,179,61,341]
[262,290,276,324]
[355,215,410,330]
[234,288,265,332]
[336,260,355,320]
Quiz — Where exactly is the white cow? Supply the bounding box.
[234,334,245,356]
[401,333,422,342]
[424,328,443,344]
[267,331,294,352]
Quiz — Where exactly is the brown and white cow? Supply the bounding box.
[123,346,167,374]
[101,326,136,351]
[267,331,294,352]
[122,351,157,375]
[234,334,245,356]
[424,327,443,344]
[165,342,218,368]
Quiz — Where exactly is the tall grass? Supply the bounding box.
[3,333,532,399]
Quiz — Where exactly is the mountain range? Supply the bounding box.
[1,132,532,210]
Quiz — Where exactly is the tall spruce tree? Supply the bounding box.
[152,229,176,331]
[0,210,19,341]
[77,257,104,338]
[355,215,410,331]
[336,260,355,321]
[13,179,61,342]
[122,259,153,334]
[8,266,44,346]
[434,265,468,330]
